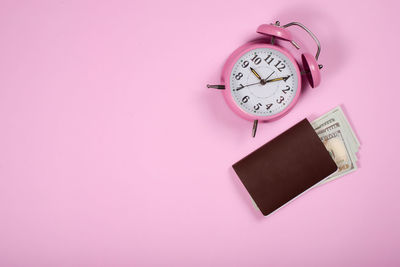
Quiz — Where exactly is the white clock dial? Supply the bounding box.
[230,47,299,116]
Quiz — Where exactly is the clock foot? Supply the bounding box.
[252,120,258,138]
[207,84,225,90]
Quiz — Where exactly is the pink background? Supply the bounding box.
[0,0,399,266]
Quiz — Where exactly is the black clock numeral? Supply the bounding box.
[266,103,273,110]
[236,84,244,90]
[282,85,290,94]
[277,64,286,72]
[276,96,284,104]
[264,54,274,65]
[242,96,250,103]
[274,60,286,72]
[235,72,243,80]
[251,54,262,65]
[242,60,249,68]
[254,103,262,110]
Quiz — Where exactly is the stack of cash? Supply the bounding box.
[311,106,360,185]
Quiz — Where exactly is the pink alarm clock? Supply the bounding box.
[207,21,323,137]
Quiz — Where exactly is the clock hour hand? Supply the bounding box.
[250,67,263,81]
[264,75,290,83]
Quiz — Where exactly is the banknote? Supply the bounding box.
[316,125,357,184]
[312,107,359,154]
[312,106,360,184]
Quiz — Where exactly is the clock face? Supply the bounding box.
[229,47,299,117]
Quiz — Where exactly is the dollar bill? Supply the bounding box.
[313,107,359,154]
[312,106,360,184]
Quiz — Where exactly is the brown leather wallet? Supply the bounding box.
[232,119,337,216]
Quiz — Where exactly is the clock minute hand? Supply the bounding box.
[239,74,290,89]
[264,75,290,83]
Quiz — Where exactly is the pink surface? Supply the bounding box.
[0,0,399,266]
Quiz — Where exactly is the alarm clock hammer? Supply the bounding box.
[207,21,324,137]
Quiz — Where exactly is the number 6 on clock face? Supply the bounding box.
[222,43,301,121]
